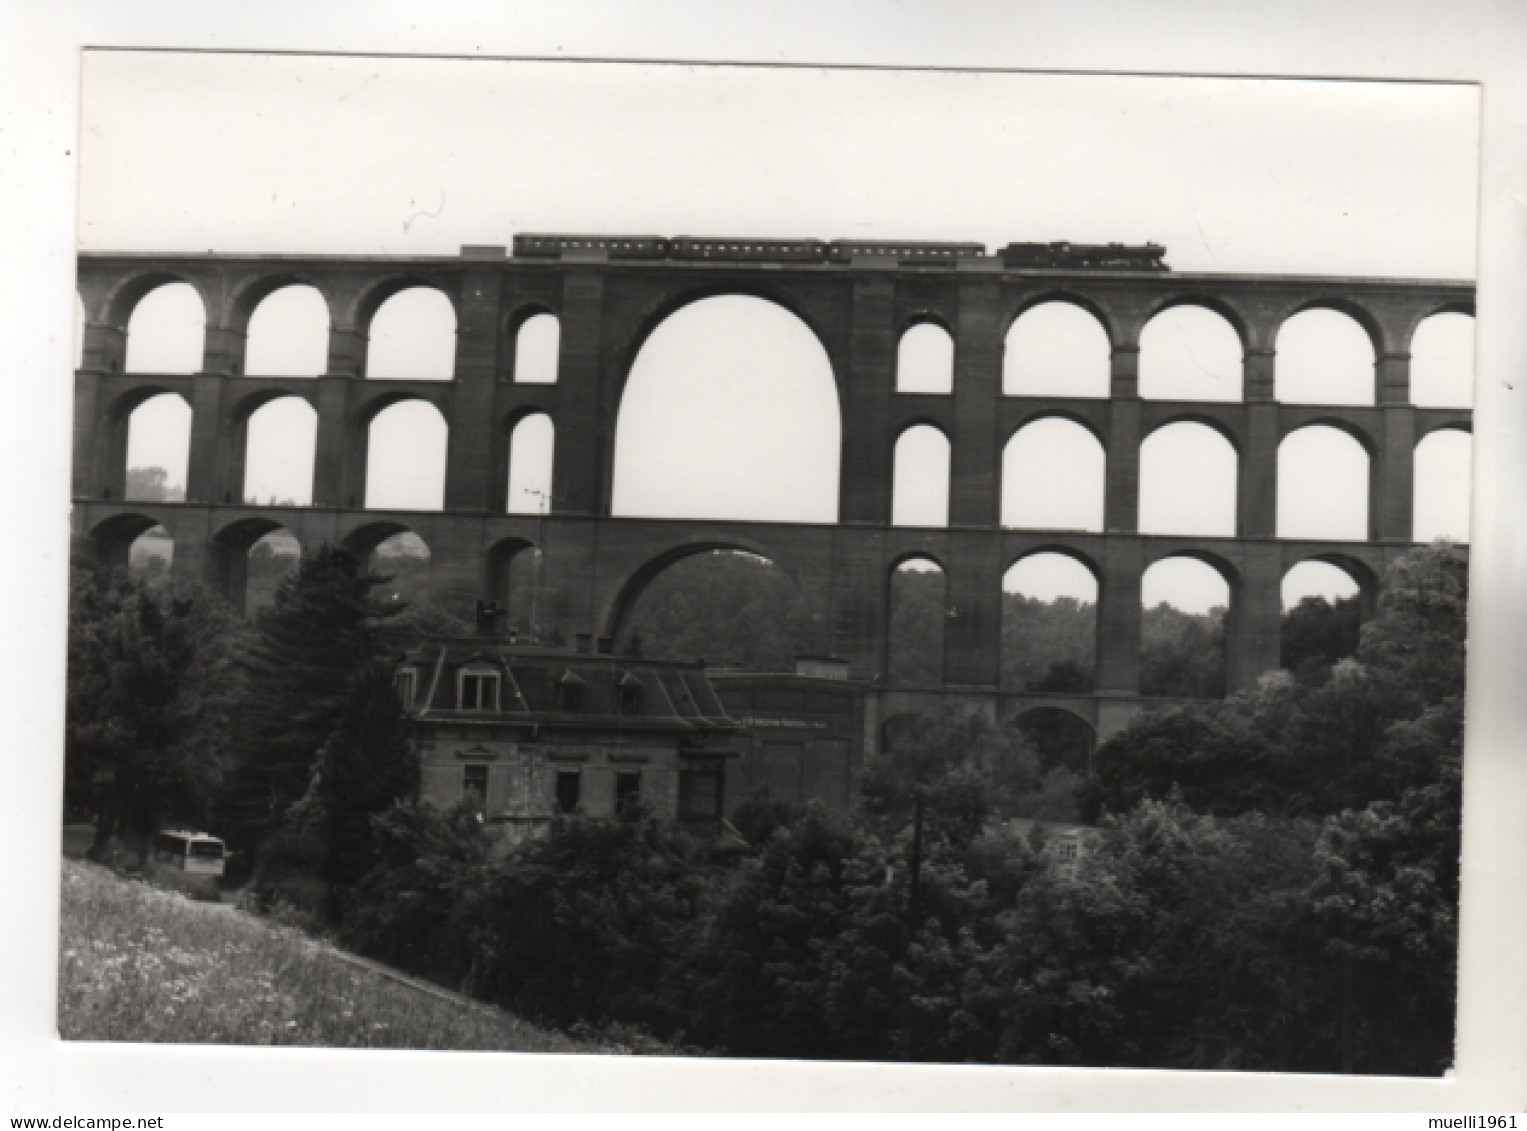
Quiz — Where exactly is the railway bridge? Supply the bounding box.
[70,236,1473,741]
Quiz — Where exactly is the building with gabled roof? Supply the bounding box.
[396,634,744,845]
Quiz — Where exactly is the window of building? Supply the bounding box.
[615,770,642,816]
[459,667,500,711]
[618,673,644,716]
[555,769,581,814]
[678,769,723,821]
[558,670,586,712]
[462,764,489,810]
[394,667,418,709]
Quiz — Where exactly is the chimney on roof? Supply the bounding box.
[596,636,613,654]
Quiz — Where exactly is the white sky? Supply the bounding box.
[84,53,1479,613]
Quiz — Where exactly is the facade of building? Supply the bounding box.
[708,657,870,812]
[399,636,743,843]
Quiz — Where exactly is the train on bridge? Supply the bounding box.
[512,233,1169,270]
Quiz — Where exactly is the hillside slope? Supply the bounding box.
[57,858,622,1053]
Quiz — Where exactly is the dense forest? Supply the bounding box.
[70,532,1463,1072]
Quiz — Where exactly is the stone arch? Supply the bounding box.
[886,554,948,687]
[1138,421,1240,537]
[1277,425,1371,541]
[484,535,543,636]
[1283,553,1378,617]
[1139,551,1236,699]
[504,411,555,514]
[363,283,458,381]
[1414,427,1473,543]
[239,280,332,378]
[508,308,561,385]
[211,516,302,614]
[892,423,951,528]
[104,271,211,331]
[1010,704,1098,776]
[1410,310,1476,408]
[123,281,207,375]
[80,511,170,573]
[231,394,318,507]
[362,398,449,511]
[1003,297,1112,398]
[895,320,955,394]
[601,537,804,645]
[1001,548,1100,693]
[339,520,419,559]
[1001,416,1106,532]
[1275,305,1378,405]
[612,292,842,523]
[616,282,841,408]
[1279,555,1375,676]
[119,392,192,504]
[1138,300,1245,402]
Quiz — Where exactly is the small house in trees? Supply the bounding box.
[398,634,745,844]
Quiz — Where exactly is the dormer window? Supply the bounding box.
[458,665,501,711]
[618,672,644,716]
[394,667,418,709]
[557,669,586,713]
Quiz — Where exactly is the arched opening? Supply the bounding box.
[506,412,555,514]
[887,557,946,685]
[368,531,433,610]
[1414,429,1472,543]
[1140,556,1230,698]
[1139,422,1238,536]
[125,282,205,375]
[1003,301,1110,398]
[124,394,191,503]
[128,525,174,587]
[614,549,824,670]
[485,539,545,641]
[213,520,302,616]
[365,400,447,511]
[366,287,456,381]
[1001,552,1097,691]
[1139,305,1243,402]
[896,322,954,394]
[244,285,329,377]
[1005,708,1096,821]
[612,295,841,522]
[1411,313,1475,408]
[243,397,316,505]
[1281,559,1365,684]
[244,529,301,614]
[1277,425,1370,541]
[1013,709,1095,776]
[892,424,950,527]
[513,313,560,385]
[1275,308,1376,405]
[1002,418,1105,531]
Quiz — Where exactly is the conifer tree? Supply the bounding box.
[314,658,418,899]
[220,544,399,849]
[65,568,236,863]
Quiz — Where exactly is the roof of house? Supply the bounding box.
[398,636,740,737]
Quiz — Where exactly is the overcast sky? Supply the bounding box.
[82,52,1479,613]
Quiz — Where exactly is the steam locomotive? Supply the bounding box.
[1000,241,1169,271]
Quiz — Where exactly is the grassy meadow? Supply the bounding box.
[56,858,623,1053]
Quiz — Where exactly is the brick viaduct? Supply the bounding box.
[70,239,1474,741]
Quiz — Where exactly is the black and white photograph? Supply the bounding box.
[7,0,1527,1116]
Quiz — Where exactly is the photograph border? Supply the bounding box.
[4,0,1526,1113]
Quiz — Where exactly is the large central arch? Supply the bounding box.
[610,294,842,524]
